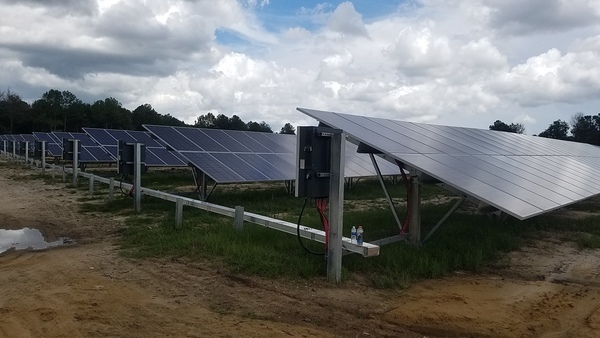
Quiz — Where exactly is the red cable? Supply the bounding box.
[316,198,329,249]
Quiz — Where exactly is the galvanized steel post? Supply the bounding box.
[327,131,345,284]
[134,143,142,212]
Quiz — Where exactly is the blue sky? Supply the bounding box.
[0,0,599,134]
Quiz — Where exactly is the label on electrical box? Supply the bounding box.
[299,159,305,169]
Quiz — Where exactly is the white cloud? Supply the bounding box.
[0,0,600,135]
[327,2,369,37]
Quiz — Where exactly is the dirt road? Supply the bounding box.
[1,163,600,337]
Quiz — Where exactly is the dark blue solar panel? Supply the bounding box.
[228,132,272,153]
[21,134,35,142]
[53,132,96,146]
[47,144,63,156]
[258,154,296,175]
[147,148,186,166]
[125,131,162,147]
[109,130,136,143]
[144,150,162,166]
[184,152,244,182]
[211,153,269,181]
[85,128,118,145]
[33,132,56,143]
[144,125,202,151]
[80,146,115,162]
[104,145,118,158]
[176,128,228,152]
[236,153,289,180]
[200,129,251,152]
[254,133,291,153]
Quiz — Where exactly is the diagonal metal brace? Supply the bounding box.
[421,196,466,244]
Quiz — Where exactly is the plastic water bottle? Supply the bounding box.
[357,226,364,245]
[350,226,357,244]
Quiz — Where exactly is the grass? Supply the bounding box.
[8,161,600,288]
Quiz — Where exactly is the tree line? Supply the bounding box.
[490,113,600,146]
[0,89,296,135]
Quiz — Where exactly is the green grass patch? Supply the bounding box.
[33,167,600,288]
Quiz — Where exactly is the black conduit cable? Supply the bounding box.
[119,174,132,197]
[297,198,326,256]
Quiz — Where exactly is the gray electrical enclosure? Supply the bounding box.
[62,138,80,160]
[34,141,46,159]
[295,126,342,198]
[118,140,146,175]
[18,141,27,156]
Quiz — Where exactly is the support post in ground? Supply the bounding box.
[24,141,29,167]
[72,139,79,187]
[52,164,56,179]
[408,173,421,243]
[41,141,46,175]
[134,143,142,212]
[327,131,345,284]
[89,174,94,195]
[175,198,183,228]
[234,206,244,231]
[109,177,114,201]
[200,171,207,201]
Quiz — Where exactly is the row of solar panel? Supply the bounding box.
[298,108,600,220]
[2,126,401,184]
[143,124,400,183]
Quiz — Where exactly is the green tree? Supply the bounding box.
[132,103,162,130]
[279,123,295,135]
[228,115,247,131]
[159,113,186,127]
[247,121,273,133]
[90,97,132,129]
[538,120,569,140]
[213,114,230,129]
[195,113,216,128]
[489,120,525,134]
[0,89,31,133]
[571,113,600,145]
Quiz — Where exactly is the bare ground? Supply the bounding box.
[1,163,600,337]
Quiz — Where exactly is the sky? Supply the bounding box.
[1,0,599,134]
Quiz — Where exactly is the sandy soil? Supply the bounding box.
[1,162,600,337]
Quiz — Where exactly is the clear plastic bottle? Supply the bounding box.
[350,226,357,244]
[357,226,364,245]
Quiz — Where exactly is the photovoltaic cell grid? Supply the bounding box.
[33,132,63,156]
[50,132,114,163]
[144,125,399,183]
[83,128,187,167]
[298,107,600,220]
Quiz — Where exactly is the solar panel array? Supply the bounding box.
[298,107,600,220]
[0,134,35,152]
[33,132,63,156]
[83,128,187,167]
[144,125,399,183]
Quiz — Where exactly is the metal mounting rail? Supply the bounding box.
[69,169,380,257]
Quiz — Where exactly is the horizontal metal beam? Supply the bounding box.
[72,170,380,257]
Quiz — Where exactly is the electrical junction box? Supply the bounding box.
[118,140,147,175]
[18,141,28,156]
[62,138,80,161]
[295,126,342,198]
[34,140,46,159]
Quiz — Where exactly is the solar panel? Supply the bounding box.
[83,128,187,167]
[144,125,400,184]
[297,107,600,220]
[50,132,114,162]
[33,132,63,156]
